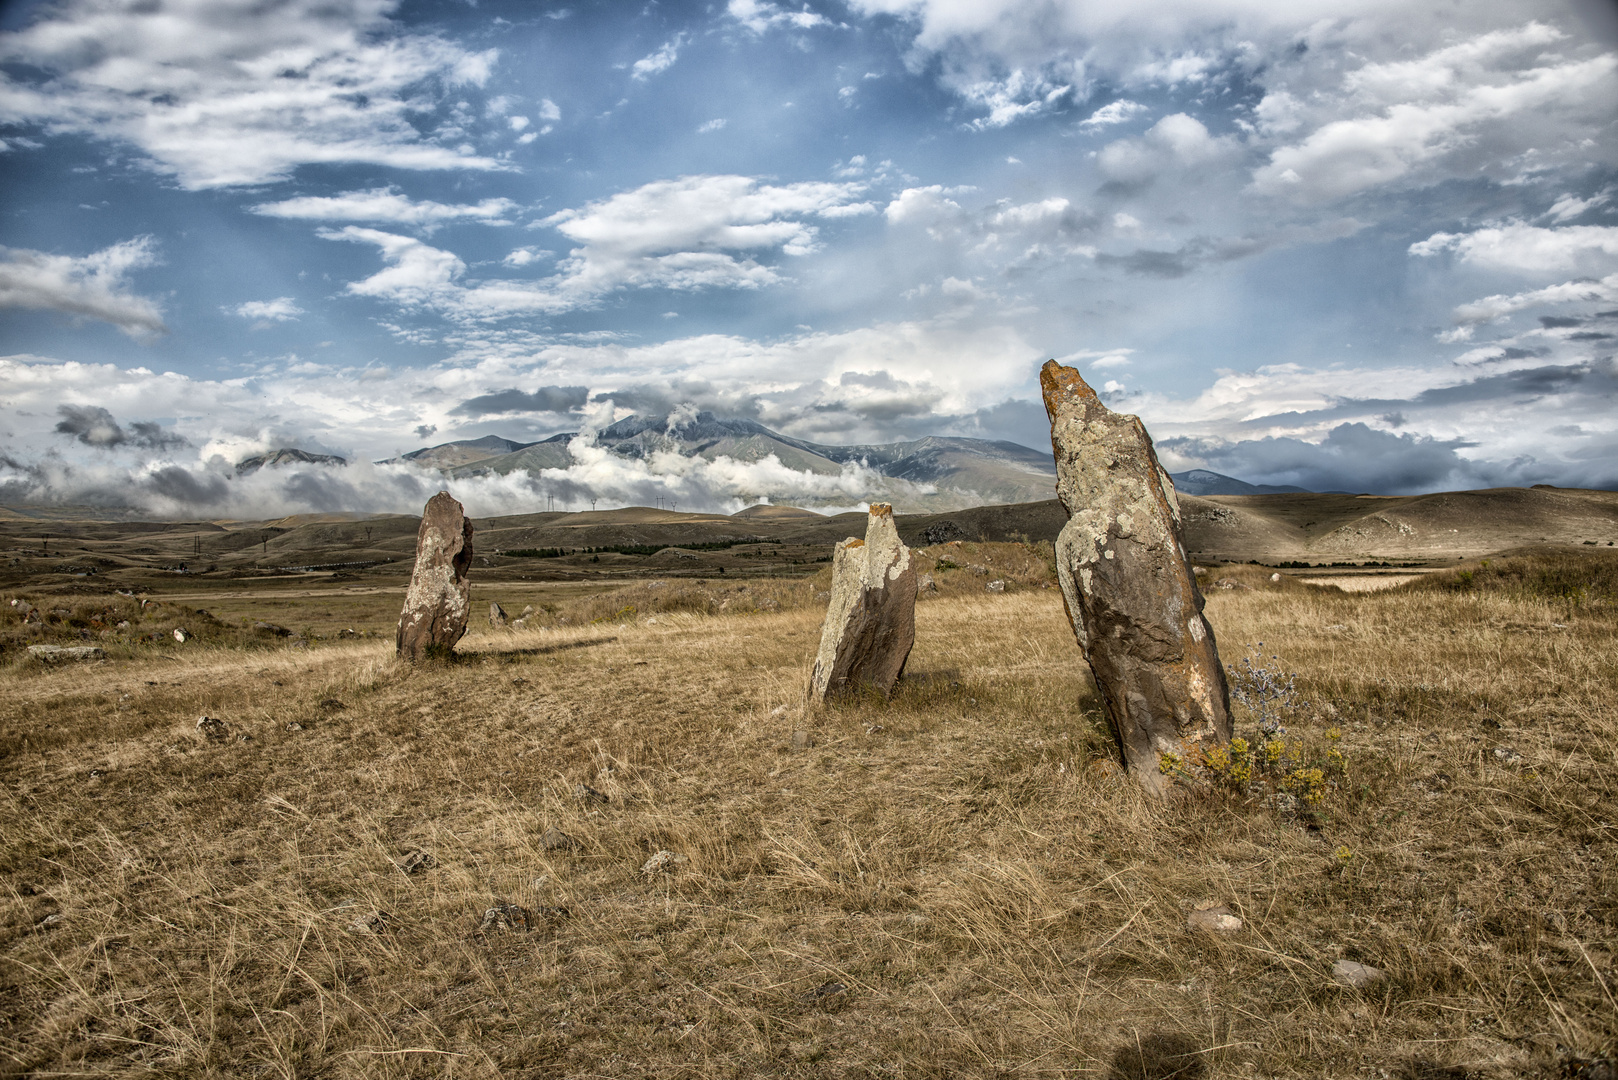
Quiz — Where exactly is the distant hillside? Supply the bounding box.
[391,435,533,471]
[1169,469,1311,496]
[236,448,347,475]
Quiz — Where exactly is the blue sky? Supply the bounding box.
[1,0,1616,515]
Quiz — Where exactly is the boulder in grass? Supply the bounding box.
[1331,959,1386,988]
[489,601,507,628]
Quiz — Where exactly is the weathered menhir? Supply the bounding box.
[807,503,917,702]
[396,491,474,662]
[1041,360,1232,794]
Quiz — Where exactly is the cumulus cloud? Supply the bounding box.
[1410,223,1618,276]
[323,175,872,319]
[0,237,166,340]
[251,187,520,229]
[0,0,504,189]
[1098,113,1237,186]
[234,298,304,323]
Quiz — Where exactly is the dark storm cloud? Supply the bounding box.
[451,385,589,416]
[142,466,228,504]
[53,405,188,450]
[1160,423,1481,494]
[1541,315,1585,328]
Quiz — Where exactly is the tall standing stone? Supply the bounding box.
[397,492,474,662]
[807,504,916,701]
[1041,360,1232,794]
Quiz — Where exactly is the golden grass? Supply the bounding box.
[1,556,1614,1078]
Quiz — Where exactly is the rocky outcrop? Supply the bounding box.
[1040,360,1232,795]
[396,492,474,662]
[807,504,916,701]
[489,601,508,628]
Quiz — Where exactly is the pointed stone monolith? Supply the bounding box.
[1041,360,1232,795]
[807,504,916,701]
[396,492,474,662]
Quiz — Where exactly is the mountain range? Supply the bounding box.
[234,412,1298,509]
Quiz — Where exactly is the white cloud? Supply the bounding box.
[885,185,963,228]
[698,118,728,133]
[727,0,831,34]
[0,237,165,340]
[234,297,304,322]
[1080,99,1148,128]
[1251,24,1618,202]
[632,35,686,80]
[1098,113,1236,185]
[252,187,519,229]
[959,69,1072,129]
[321,227,470,307]
[1410,223,1618,276]
[324,175,870,318]
[538,98,562,122]
[1448,272,1618,326]
[1545,190,1612,223]
[509,115,530,131]
[503,247,551,268]
[0,0,505,189]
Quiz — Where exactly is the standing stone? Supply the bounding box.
[1040,360,1232,795]
[396,492,474,662]
[489,601,508,628]
[807,504,916,701]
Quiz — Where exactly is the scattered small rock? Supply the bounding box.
[792,730,816,751]
[195,716,228,740]
[539,827,578,852]
[36,912,64,930]
[253,621,291,636]
[986,579,1006,593]
[1493,745,1523,766]
[521,605,534,617]
[511,677,529,686]
[1270,572,1282,583]
[285,721,304,731]
[573,782,608,805]
[172,628,190,643]
[917,573,937,593]
[770,703,790,717]
[348,911,391,934]
[1186,902,1242,934]
[27,644,105,663]
[797,980,847,1008]
[1209,579,1250,591]
[236,733,253,744]
[395,850,436,875]
[641,850,688,876]
[480,902,532,932]
[1331,959,1386,988]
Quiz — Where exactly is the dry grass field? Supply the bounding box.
[2,547,1615,1078]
